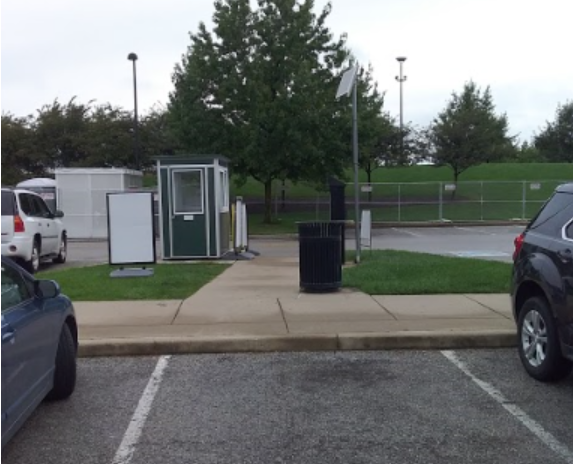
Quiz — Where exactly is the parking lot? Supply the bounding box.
[2,349,571,464]
[362,225,524,262]
[55,225,524,269]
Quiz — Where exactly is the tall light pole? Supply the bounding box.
[395,56,407,161]
[127,52,140,170]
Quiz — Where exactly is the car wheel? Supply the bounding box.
[25,240,41,274]
[46,324,77,401]
[53,234,67,264]
[517,296,573,382]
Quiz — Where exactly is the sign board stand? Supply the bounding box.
[107,192,156,278]
[225,198,259,260]
[336,64,361,264]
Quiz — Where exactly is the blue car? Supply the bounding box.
[1,256,78,447]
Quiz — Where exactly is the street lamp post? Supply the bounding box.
[395,56,407,161]
[127,52,140,170]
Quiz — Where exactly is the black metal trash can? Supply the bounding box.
[298,221,344,292]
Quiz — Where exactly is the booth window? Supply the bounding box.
[219,169,229,211]
[172,170,204,214]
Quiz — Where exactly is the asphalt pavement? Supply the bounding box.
[3,349,571,464]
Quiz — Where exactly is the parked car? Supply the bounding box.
[511,183,573,381]
[1,256,78,447]
[1,188,67,273]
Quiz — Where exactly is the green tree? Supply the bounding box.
[168,0,352,223]
[80,103,134,168]
[534,101,573,162]
[355,65,395,190]
[140,105,181,166]
[512,140,544,163]
[1,114,40,185]
[426,81,515,184]
[33,97,92,169]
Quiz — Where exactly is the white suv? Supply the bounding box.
[1,188,67,273]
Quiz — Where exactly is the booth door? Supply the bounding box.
[169,168,209,257]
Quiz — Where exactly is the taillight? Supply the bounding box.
[513,232,525,261]
[14,215,25,233]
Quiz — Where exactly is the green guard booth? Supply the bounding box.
[156,155,231,259]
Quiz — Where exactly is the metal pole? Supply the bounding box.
[395,57,407,163]
[399,67,403,157]
[132,59,140,170]
[352,79,361,264]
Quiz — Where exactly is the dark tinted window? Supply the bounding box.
[529,192,573,236]
[1,191,15,215]
[32,196,51,217]
[1,262,32,312]
[18,194,38,217]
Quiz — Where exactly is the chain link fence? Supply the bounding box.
[354,180,571,222]
[244,179,571,224]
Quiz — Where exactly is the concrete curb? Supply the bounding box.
[78,331,517,357]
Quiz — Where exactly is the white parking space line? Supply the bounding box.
[392,228,423,238]
[112,355,171,464]
[442,351,573,463]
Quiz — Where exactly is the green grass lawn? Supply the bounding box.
[232,163,572,199]
[144,163,572,195]
[343,250,512,295]
[37,263,229,301]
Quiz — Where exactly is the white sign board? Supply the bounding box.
[530,183,541,190]
[361,185,373,193]
[444,184,457,191]
[107,192,155,265]
[336,65,358,99]
[360,210,372,248]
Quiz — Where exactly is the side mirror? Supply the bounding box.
[36,280,61,299]
[54,210,64,218]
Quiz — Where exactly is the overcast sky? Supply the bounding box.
[2,0,572,142]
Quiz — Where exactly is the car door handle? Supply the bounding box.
[557,249,572,261]
[2,330,16,343]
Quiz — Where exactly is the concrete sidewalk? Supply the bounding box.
[75,258,517,357]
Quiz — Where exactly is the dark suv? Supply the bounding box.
[511,183,573,381]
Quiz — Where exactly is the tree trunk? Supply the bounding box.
[451,171,459,200]
[281,179,286,211]
[367,169,372,202]
[264,180,273,224]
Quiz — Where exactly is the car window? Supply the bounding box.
[529,192,573,236]
[18,193,37,217]
[566,219,573,240]
[1,263,32,312]
[2,191,16,215]
[32,196,52,217]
